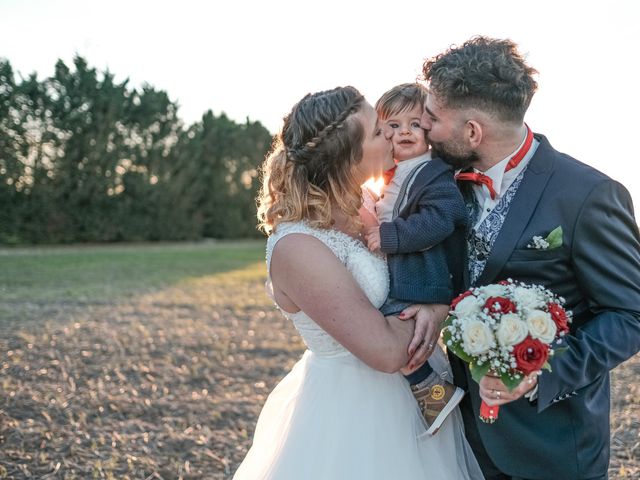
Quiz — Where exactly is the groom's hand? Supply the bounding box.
[479,372,538,406]
[399,303,448,370]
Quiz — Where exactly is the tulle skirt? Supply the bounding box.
[233,348,483,479]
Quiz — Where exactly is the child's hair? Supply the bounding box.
[374,83,427,120]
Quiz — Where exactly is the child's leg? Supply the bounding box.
[409,362,465,436]
[403,359,434,384]
[380,298,464,435]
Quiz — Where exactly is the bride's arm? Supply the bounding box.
[270,233,414,373]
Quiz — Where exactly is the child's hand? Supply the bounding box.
[365,226,381,252]
[359,204,379,231]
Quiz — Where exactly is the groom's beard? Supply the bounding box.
[431,142,480,170]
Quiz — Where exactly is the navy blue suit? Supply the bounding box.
[451,134,640,479]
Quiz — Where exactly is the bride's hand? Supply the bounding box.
[399,359,426,376]
[398,303,448,370]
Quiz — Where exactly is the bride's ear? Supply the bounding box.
[465,120,483,149]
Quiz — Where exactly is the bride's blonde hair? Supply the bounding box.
[257,86,366,234]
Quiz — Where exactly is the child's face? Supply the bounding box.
[384,103,429,162]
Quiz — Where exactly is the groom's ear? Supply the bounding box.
[465,120,483,148]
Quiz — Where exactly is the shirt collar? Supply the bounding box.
[395,151,431,173]
[474,133,529,197]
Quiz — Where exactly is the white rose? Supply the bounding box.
[513,287,544,310]
[461,320,496,355]
[496,313,528,347]
[454,295,483,318]
[481,284,508,298]
[526,310,557,343]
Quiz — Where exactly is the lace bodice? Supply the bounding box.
[266,222,389,356]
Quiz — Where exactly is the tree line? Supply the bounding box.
[0,56,273,243]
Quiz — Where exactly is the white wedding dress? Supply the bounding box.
[233,222,483,479]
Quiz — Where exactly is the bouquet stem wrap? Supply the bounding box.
[480,401,499,423]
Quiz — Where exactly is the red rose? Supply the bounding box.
[547,302,570,334]
[513,336,549,375]
[483,296,517,315]
[451,290,473,309]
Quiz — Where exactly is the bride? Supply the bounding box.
[233,86,483,479]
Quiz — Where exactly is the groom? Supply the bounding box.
[418,36,640,479]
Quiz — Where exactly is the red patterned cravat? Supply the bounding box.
[456,171,497,199]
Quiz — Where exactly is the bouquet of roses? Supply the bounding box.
[443,279,571,423]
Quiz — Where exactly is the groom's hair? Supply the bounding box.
[422,36,538,123]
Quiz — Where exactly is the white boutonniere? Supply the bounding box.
[527,226,563,250]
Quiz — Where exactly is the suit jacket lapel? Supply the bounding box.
[475,134,556,286]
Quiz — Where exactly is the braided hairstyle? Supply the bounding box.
[258,86,366,234]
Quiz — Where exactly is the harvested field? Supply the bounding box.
[0,242,638,479]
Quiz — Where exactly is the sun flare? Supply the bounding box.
[363,176,384,198]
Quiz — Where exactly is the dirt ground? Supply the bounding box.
[1,265,638,479]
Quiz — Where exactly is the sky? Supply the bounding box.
[2,0,640,203]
